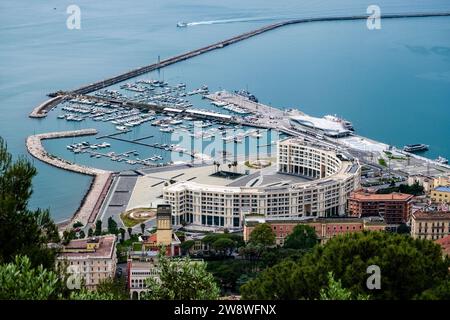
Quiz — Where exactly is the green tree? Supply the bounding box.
[78,230,86,239]
[320,272,369,300]
[0,256,61,300]
[119,228,126,242]
[107,217,119,235]
[283,225,318,250]
[142,252,220,300]
[94,220,102,236]
[0,138,59,268]
[70,290,115,300]
[241,232,450,300]
[240,259,300,299]
[95,276,128,300]
[249,223,275,247]
[180,240,195,253]
[72,221,83,229]
[212,238,235,255]
[416,279,450,300]
[88,228,94,237]
[62,229,76,245]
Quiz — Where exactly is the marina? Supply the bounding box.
[20,7,450,226]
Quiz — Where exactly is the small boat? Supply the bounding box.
[177,22,188,27]
[436,156,449,164]
[403,144,429,153]
[116,126,127,131]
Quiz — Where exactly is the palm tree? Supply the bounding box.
[216,162,220,172]
[228,163,232,171]
[127,227,132,238]
[140,223,146,235]
[233,161,238,173]
[213,161,217,172]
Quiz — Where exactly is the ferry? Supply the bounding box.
[403,144,429,153]
[436,156,449,164]
[323,114,354,131]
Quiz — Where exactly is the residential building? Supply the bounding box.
[433,175,450,189]
[348,190,414,225]
[407,174,434,193]
[163,138,361,228]
[410,211,450,240]
[431,186,450,204]
[127,255,160,300]
[56,235,117,289]
[244,216,386,245]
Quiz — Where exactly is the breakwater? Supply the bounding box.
[26,129,113,229]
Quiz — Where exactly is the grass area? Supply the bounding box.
[383,151,407,161]
[378,158,387,167]
[120,208,155,228]
[116,234,140,263]
[132,242,142,251]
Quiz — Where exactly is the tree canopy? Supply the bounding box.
[142,252,220,300]
[249,223,275,247]
[283,224,318,250]
[0,137,59,268]
[241,231,450,300]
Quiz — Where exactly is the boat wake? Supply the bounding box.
[178,17,280,27]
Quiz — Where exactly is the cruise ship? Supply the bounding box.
[403,144,429,153]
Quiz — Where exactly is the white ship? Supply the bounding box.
[436,156,449,164]
[323,114,354,131]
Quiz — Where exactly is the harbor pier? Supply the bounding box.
[26,129,113,229]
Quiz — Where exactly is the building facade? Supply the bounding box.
[163,138,361,228]
[431,186,450,204]
[244,216,386,245]
[411,211,450,240]
[56,235,117,289]
[127,205,180,299]
[348,190,414,225]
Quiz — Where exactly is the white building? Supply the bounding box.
[163,138,361,228]
[56,235,117,289]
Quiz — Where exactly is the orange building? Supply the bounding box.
[348,190,414,225]
[244,216,386,245]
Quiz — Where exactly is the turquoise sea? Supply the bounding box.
[1,0,450,221]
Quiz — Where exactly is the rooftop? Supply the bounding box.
[350,191,414,202]
[412,211,450,220]
[244,216,386,226]
[58,235,116,260]
[435,235,450,257]
[435,186,450,193]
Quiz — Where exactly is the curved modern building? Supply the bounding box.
[163,138,361,229]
